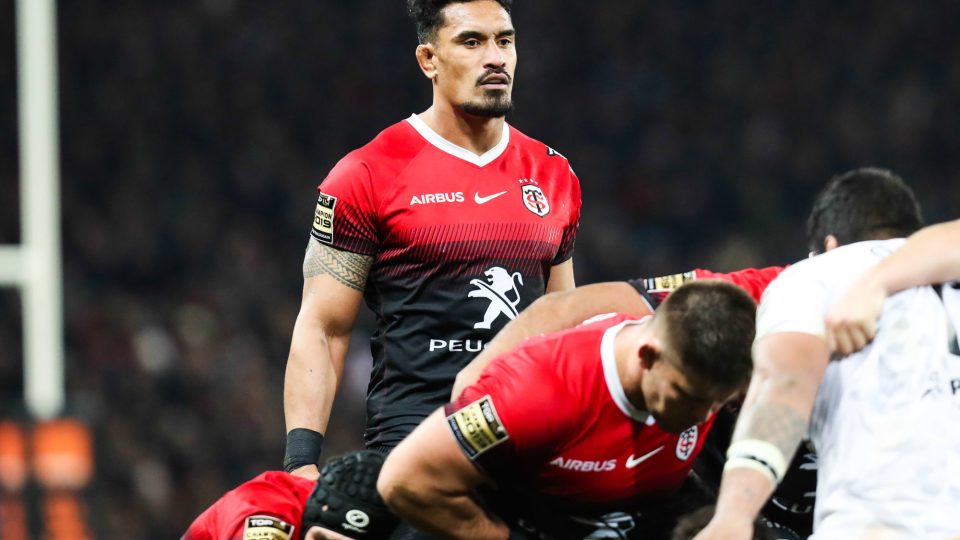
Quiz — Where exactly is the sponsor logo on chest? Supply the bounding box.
[547,444,671,474]
[410,192,464,205]
[468,266,525,330]
[406,179,552,215]
[549,456,617,472]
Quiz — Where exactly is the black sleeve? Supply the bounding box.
[625,277,667,310]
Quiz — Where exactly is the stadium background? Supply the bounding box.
[0,0,958,538]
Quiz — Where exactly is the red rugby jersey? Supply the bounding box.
[446,314,713,511]
[312,115,581,447]
[183,472,312,540]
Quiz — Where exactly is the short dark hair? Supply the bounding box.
[806,167,924,254]
[657,281,756,388]
[407,0,513,44]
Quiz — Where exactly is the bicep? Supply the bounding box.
[299,240,371,334]
[751,332,830,393]
[737,333,830,449]
[381,409,489,497]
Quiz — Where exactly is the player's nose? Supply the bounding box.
[482,41,507,68]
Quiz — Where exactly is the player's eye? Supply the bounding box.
[498,38,513,47]
[464,39,481,47]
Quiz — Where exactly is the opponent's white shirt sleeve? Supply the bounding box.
[755,264,830,343]
[756,240,912,347]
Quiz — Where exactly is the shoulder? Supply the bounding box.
[508,126,577,171]
[362,119,428,159]
[331,119,428,178]
[770,239,906,295]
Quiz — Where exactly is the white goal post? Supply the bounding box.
[0,0,64,420]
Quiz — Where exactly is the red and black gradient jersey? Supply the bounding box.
[183,472,312,540]
[312,115,581,447]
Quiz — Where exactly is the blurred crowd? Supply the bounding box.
[0,0,958,537]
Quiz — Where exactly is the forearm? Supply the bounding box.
[716,337,826,524]
[383,485,508,540]
[868,219,960,294]
[453,282,648,399]
[283,322,349,434]
[715,383,810,523]
[379,410,510,540]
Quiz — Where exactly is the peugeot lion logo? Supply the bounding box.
[468,266,524,330]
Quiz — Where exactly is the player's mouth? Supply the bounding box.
[478,73,510,90]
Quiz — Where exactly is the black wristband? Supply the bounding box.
[283,428,324,473]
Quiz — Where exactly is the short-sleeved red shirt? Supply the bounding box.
[183,472,313,540]
[312,115,581,447]
[446,314,714,512]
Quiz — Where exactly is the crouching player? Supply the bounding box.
[183,451,396,540]
[377,281,758,539]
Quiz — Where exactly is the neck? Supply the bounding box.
[614,321,650,412]
[419,102,505,155]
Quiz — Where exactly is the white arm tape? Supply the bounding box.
[725,438,788,484]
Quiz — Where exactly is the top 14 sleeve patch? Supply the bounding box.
[311,192,337,245]
[643,271,696,293]
[447,395,509,459]
[243,515,294,540]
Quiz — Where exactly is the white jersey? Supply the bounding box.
[756,239,960,539]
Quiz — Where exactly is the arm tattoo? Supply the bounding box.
[303,240,373,291]
[733,402,808,463]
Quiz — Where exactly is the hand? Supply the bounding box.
[304,526,356,540]
[691,518,754,540]
[290,464,321,481]
[825,274,886,355]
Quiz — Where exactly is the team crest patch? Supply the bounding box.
[311,192,337,245]
[644,272,696,293]
[519,179,550,217]
[447,395,509,459]
[243,515,294,540]
[675,426,698,461]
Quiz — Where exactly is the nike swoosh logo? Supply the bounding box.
[474,190,508,204]
[626,446,664,468]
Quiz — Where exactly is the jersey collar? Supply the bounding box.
[406,113,510,167]
[601,317,655,425]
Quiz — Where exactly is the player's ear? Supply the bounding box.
[416,43,438,80]
[638,343,659,370]
[823,234,839,252]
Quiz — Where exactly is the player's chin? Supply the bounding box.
[461,96,514,118]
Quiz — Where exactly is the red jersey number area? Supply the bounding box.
[446,315,715,510]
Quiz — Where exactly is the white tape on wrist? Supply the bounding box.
[725,439,788,485]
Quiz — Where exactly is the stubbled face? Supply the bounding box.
[640,353,740,434]
[429,1,516,117]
